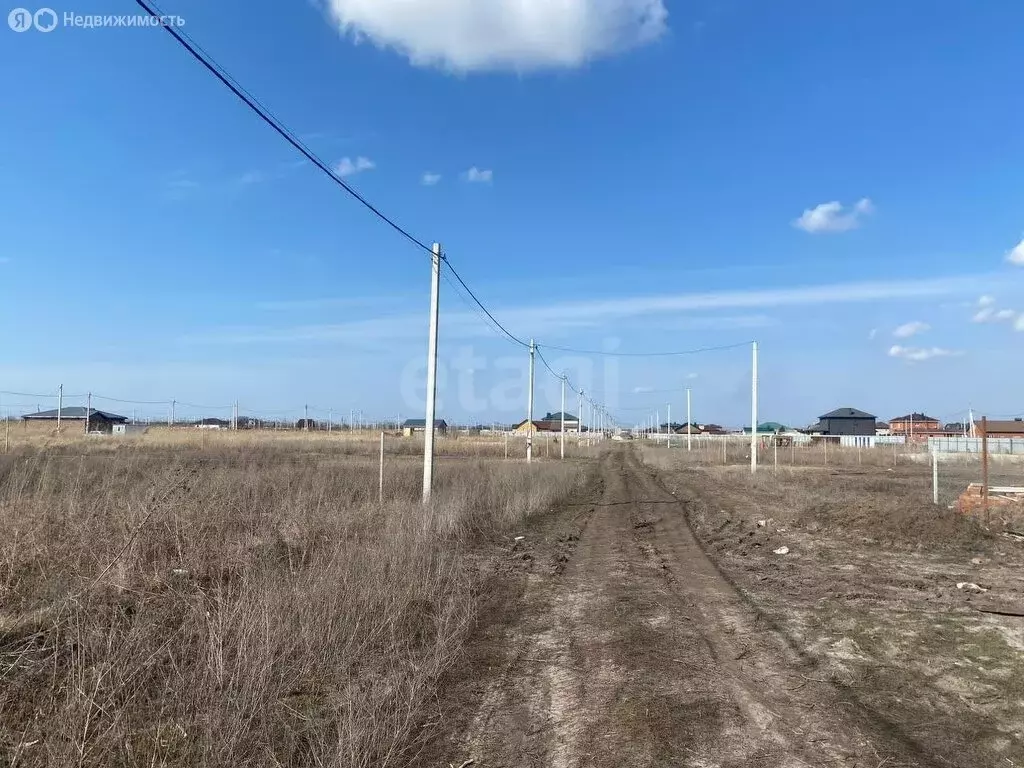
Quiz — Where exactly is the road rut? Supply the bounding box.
[430,448,935,767]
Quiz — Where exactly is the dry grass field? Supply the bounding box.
[1,421,597,461]
[0,435,589,767]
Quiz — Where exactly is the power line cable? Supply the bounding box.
[136,0,761,369]
[443,260,529,348]
[134,0,433,255]
[91,393,170,405]
[1,389,84,399]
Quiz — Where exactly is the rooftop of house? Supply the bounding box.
[22,407,128,422]
[977,419,1024,435]
[819,407,876,420]
[890,412,940,423]
[401,419,448,428]
[540,412,578,422]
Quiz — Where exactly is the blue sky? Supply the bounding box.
[2,0,1023,428]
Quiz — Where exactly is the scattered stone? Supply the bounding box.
[970,557,984,565]
[171,568,189,577]
[757,519,769,527]
[773,546,790,555]
[956,582,988,593]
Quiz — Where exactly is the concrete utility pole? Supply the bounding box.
[304,404,309,431]
[422,242,442,503]
[85,392,92,435]
[667,403,671,446]
[170,399,175,428]
[526,339,536,463]
[560,375,566,460]
[686,387,692,451]
[750,341,759,475]
[232,401,238,430]
[57,384,63,434]
[578,390,584,445]
[328,408,333,433]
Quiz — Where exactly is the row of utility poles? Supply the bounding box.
[632,343,759,475]
[419,243,761,502]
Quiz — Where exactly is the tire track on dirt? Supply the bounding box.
[424,448,938,767]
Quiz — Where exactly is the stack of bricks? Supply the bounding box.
[957,483,1024,527]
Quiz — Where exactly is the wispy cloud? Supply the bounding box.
[325,0,668,72]
[188,274,993,347]
[237,170,265,185]
[1008,238,1024,266]
[888,345,962,362]
[255,296,399,311]
[164,172,201,200]
[686,373,698,380]
[971,295,1018,324]
[464,166,493,183]
[793,198,874,234]
[1016,316,1024,332]
[421,172,442,186]
[632,386,654,394]
[868,328,878,340]
[335,156,376,177]
[892,321,929,339]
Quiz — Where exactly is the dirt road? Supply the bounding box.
[427,448,936,767]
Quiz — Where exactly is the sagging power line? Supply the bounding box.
[131,5,761,494]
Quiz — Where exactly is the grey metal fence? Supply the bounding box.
[928,436,1024,455]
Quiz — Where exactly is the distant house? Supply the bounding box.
[807,407,876,437]
[514,413,580,434]
[943,422,970,436]
[196,418,231,430]
[697,424,727,435]
[402,418,448,437]
[540,412,580,432]
[976,418,1024,438]
[889,413,941,437]
[23,407,128,434]
[875,421,891,436]
[744,422,789,435]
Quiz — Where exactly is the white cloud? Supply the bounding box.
[189,274,988,346]
[237,170,265,185]
[464,167,493,183]
[325,0,668,72]
[335,156,376,177]
[1007,238,1024,266]
[421,172,442,186]
[1016,315,1024,332]
[892,321,929,339]
[868,328,878,339]
[793,198,874,234]
[888,345,962,362]
[972,294,1018,324]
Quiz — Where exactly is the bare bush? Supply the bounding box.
[0,444,587,767]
